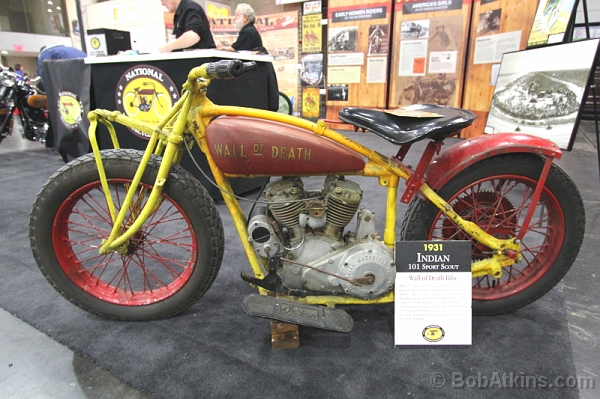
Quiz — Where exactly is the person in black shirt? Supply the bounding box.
[159,0,216,52]
[221,4,262,51]
[221,4,279,112]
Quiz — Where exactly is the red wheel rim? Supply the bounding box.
[52,179,198,306]
[427,174,565,301]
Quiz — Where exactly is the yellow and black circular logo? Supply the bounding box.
[422,325,445,342]
[57,91,83,130]
[115,65,179,139]
[90,37,101,50]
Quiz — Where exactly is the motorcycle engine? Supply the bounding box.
[247,176,395,300]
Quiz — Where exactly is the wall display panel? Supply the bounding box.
[211,11,301,114]
[325,0,393,128]
[485,39,600,151]
[389,0,472,111]
[461,0,538,138]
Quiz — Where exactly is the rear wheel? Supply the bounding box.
[29,149,224,320]
[401,154,585,315]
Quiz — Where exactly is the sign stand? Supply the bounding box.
[394,240,471,346]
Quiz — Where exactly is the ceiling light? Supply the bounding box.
[1,50,7,55]
[56,6,61,10]
[47,8,52,12]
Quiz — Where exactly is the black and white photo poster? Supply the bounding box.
[485,39,600,150]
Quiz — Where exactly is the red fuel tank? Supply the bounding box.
[205,116,366,175]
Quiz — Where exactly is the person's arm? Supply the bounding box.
[158,30,200,52]
[220,44,236,51]
[221,28,250,52]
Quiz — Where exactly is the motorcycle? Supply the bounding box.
[328,31,356,52]
[402,74,457,106]
[29,60,585,333]
[0,63,50,144]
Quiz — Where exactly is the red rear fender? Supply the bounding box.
[425,133,562,191]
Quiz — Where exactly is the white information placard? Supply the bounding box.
[398,40,427,76]
[87,34,108,57]
[394,241,472,346]
[473,30,521,65]
[366,57,387,83]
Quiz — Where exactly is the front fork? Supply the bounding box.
[87,91,192,255]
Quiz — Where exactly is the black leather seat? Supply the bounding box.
[338,104,476,145]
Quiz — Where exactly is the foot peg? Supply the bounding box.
[242,293,354,333]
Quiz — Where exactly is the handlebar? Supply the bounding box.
[188,59,257,82]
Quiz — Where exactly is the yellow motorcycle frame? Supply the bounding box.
[86,60,522,307]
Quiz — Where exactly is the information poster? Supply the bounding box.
[302,13,322,53]
[304,1,322,15]
[327,66,362,83]
[367,57,387,83]
[210,11,300,114]
[527,0,577,47]
[395,240,472,346]
[261,12,300,115]
[325,0,392,124]
[302,87,320,117]
[393,13,464,107]
[301,53,324,87]
[473,30,521,64]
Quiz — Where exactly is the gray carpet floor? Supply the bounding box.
[0,130,579,399]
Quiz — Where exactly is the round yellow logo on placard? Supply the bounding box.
[422,325,445,342]
[115,65,179,139]
[90,37,101,49]
[57,91,83,130]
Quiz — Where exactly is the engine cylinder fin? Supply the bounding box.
[264,177,307,229]
[326,195,360,227]
[270,201,306,228]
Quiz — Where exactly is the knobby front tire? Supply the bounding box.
[401,154,585,316]
[29,149,224,320]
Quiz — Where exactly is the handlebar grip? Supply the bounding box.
[204,59,256,80]
[242,61,257,72]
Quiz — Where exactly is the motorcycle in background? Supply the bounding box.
[0,63,50,145]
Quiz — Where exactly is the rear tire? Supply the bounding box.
[29,149,225,320]
[401,154,585,315]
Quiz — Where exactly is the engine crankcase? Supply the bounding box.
[284,238,395,299]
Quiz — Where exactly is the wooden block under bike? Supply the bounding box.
[29,60,585,333]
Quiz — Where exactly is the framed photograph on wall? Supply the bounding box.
[484,39,600,151]
[527,0,578,48]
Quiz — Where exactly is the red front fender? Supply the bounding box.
[425,133,562,191]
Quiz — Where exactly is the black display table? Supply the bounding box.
[46,50,274,201]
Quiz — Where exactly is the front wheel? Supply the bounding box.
[277,91,293,115]
[401,154,585,315]
[29,149,225,320]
